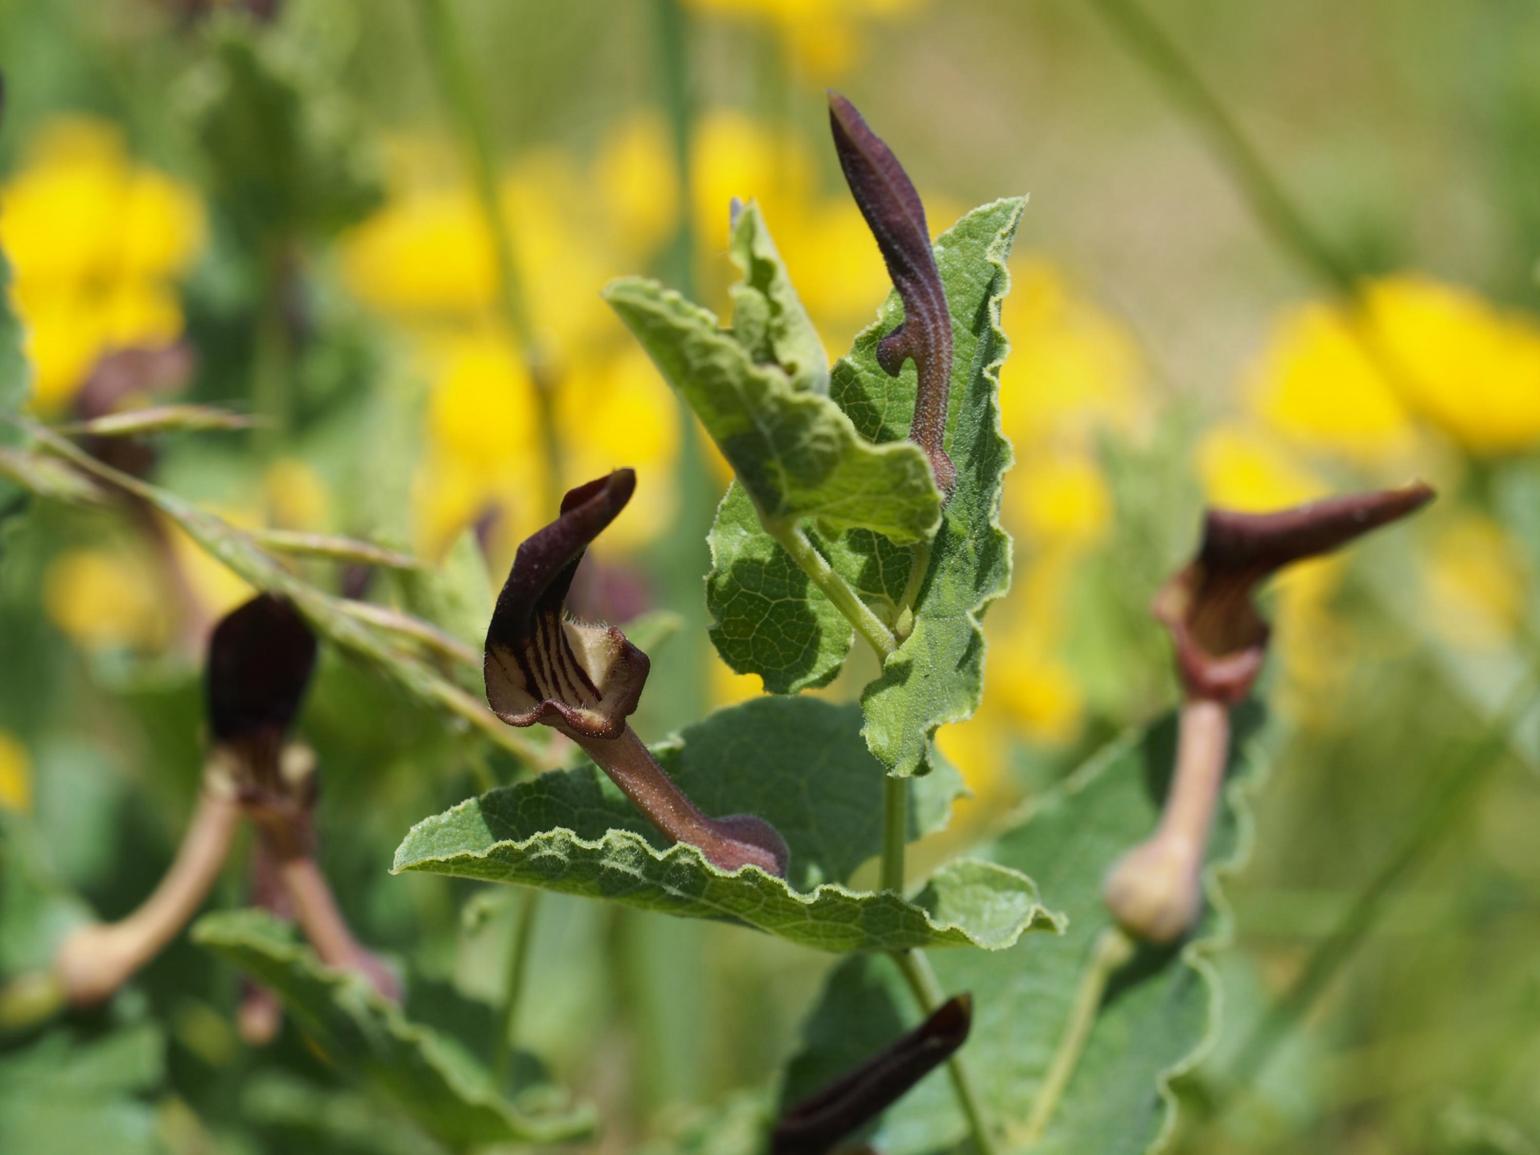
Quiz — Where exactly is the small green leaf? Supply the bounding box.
[603,279,940,544]
[193,909,596,1148]
[853,198,1023,777]
[394,698,1056,953]
[697,201,1022,723]
[0,447,107,507]
[54,404,257,438]
[249,527,420,569]
[782,708,1271,1154]
[727,201,828,394]
[706,481,854,693]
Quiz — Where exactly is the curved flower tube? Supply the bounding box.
[485,469,789,877]
[1105,482,1436,943]
[829,91,956,495]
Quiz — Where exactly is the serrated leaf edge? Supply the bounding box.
[392,804,1059,954]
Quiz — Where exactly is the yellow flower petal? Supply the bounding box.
[0,731,32,814]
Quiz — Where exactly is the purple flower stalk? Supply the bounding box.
[485,470,789,878]
[829,92,956,495]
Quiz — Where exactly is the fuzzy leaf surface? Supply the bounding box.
[193,909,595,1148]
[782,707,1271,1154]
[702,201,1022,720]
[851,198,1023,775]
[726,201,829,393]
[395,697,1057,952]
[604,277,940,543]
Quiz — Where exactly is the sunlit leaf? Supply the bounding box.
[783,708,1271,1154]
[395,697,1058,952]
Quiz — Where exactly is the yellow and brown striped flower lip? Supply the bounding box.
[484,469,651,739]
[1155,481,1435,702]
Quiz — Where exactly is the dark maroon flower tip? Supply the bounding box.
[484,469,651,739]
[828,91,956,494]
[1157,482,1436,702]
[206,594,318,746]
[773,994,972,1155]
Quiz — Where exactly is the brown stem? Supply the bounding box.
[572,725,789,878]
[275,852,400,1002]
[1103,699,1231,943]
[55,786,242,1006]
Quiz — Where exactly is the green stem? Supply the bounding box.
[1016,928,1135,1147]
[418,0,564,502]
[252,241,290,460]
[894,539,932,642]
[892,949,998,1155]
[1217,677,1538,1109]
[881,775,907,894]
[494,890,541,1085]
[766,519,897,659]
[647,0,714,722]
[1084,0,1358,299]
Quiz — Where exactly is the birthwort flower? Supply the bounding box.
[829,92,956,494]
[485,469,789,877]
[772,995,971,1155]
[1104,483,1435,944]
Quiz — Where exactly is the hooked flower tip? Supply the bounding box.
[484,469,651,740]
[1157,481,1436,702]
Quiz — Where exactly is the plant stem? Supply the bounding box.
[54,784,242,1006]
[767,518,897,659]
[252,240,291,460]
[894,539,932,641]
[1015,927,1135,1147]
[1084,0,1358,299]
[418,0,564,505]
[494,890,541,1085]
[649,0,714,721]
[1217,678,1538,1107]
[881,775,908,894]
[892,948,998,1155]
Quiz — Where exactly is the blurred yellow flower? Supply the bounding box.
[1246,302,1415,464]
[685,0,924,77]
[1366,276,1540,455]
[44,547,169,651]
[710,656,763,707]
[999,259,1144,453]
[1197,423,1326,511]
[1423,514,1527,651]
[263,457,331,531]
[1011,451,1112,550]
[594,113,679,262]
[691,111,815,262]
[0,731,31,813]
[1248,275,1540,459]
[0,117,204,412]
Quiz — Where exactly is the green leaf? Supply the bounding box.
[782,708,1271,1154]
[604,276,940,544]
[193,909,596,1148]
[727,201,829,394]
[394,697,1057,953]
[700,201,1023,721]
[390,527,493,650]
[54,404,257,438]
[706,481,854,693]
[0,1019,165,1155]
[852,198,1023,777]
[0,446,108,507]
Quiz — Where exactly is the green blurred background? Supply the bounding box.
[1,1,1537,1152]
